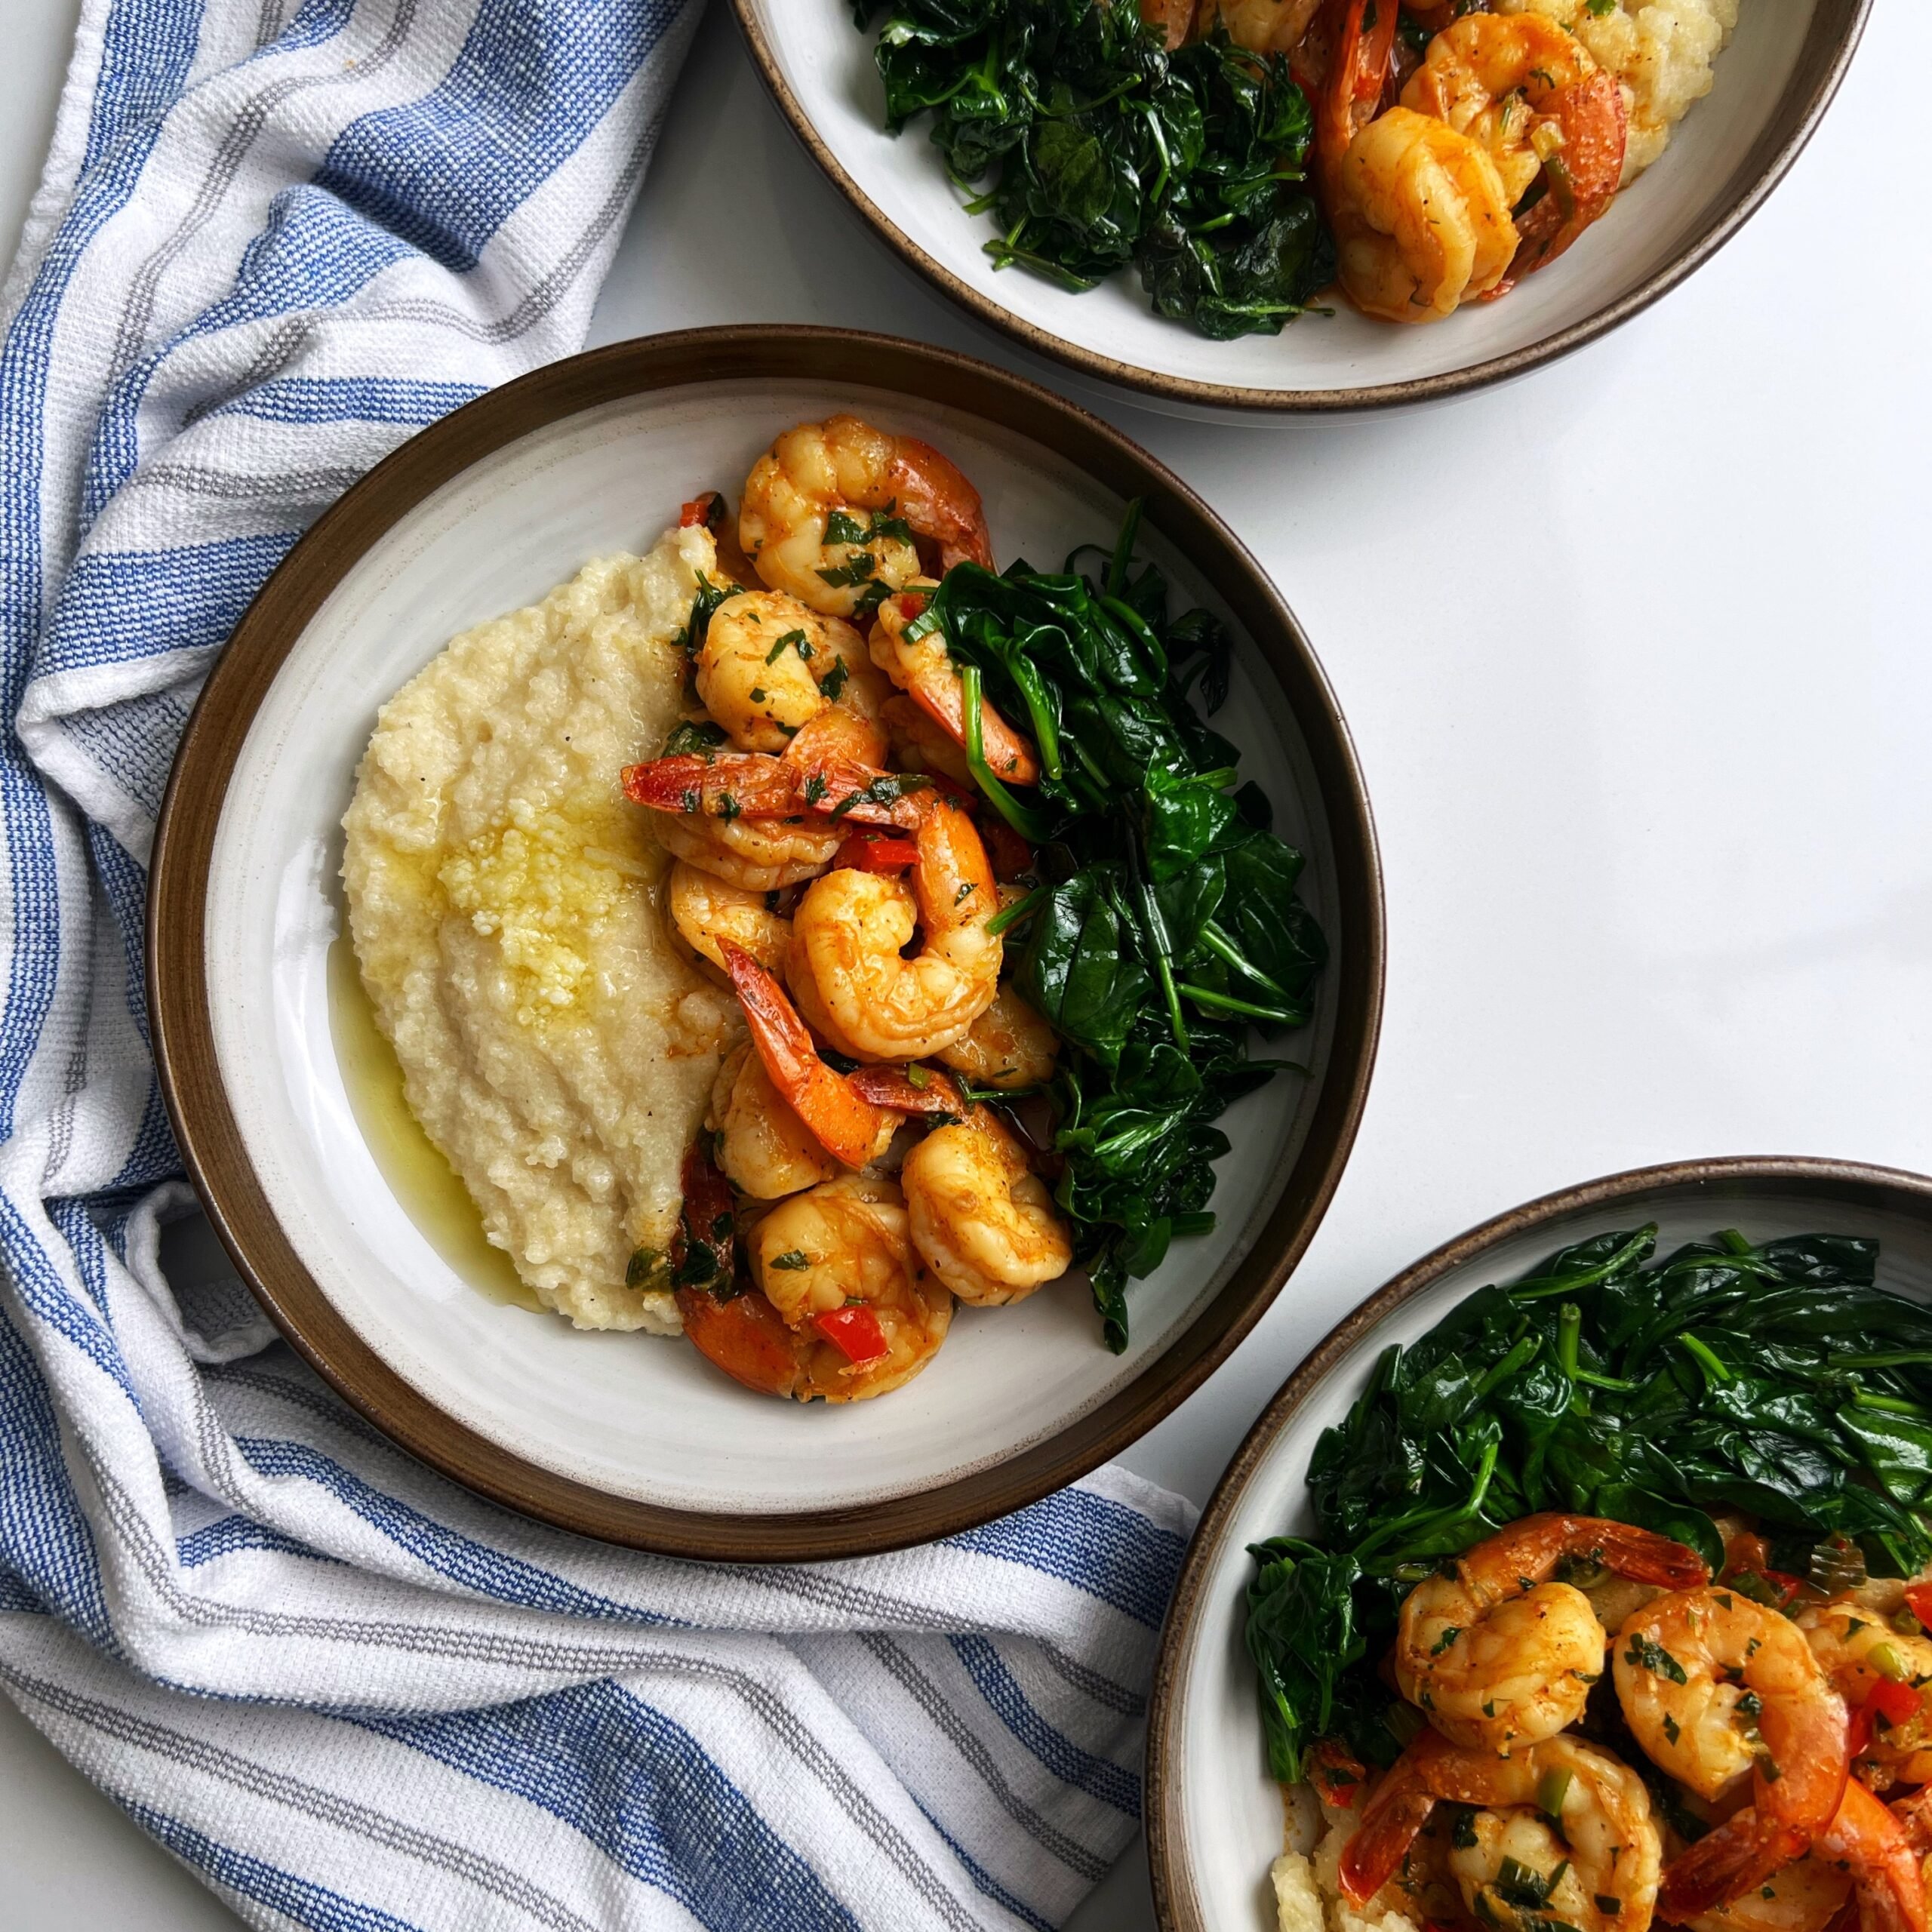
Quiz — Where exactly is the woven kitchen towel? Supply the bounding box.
[0,4,1198,1927]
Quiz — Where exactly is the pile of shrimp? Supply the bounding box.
[1298,1513,1932,1932]
[620,414,1073,1404]
[1147,0,1631,323]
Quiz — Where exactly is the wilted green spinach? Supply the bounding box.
[849,0,1333,339]
[918,503,1324,1349]
[1246,1225,1932,1783]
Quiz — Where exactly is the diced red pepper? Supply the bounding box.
[894,590,930,620]
[814,1305,889,1366]
[1905,1583,1932,1631]
[834,831,918,873]
[1763,1568,1807,1604]
[679,491,724,531]
[1868,1677,1925,1727]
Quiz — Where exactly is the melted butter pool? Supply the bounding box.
[326,931,545,1314]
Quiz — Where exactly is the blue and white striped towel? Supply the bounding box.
[0,4,1198,1927]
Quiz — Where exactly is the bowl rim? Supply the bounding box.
[1143,1152,1932,1931]
[146,322,1386,1563]
[728,0,1873,415]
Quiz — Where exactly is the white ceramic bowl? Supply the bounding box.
[1146,1155,1932,1931]
[149,327,1383,1561]
[732,1,1869,414]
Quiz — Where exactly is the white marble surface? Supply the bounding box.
[0,2,1923,1926]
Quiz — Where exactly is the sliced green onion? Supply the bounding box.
[1677,1333,1734,1388]
[1556,1301,1638,1392]
[1869,1641,1907,1682]
[1175,982,1301,1027]
[1537,1767,1574,1820]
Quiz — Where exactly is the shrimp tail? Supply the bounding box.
[676,1284,804,1399]
[1316,0,1398,190]
[1827,1782,1930,1932]
[1338,1752,1438,1906]
[721,943,894,1170]
[1660,1814,1810,1918]
[623,747,929,829]
[1489,68,1628,295]
[1584,1518,1712,1589]
[1670,1783,1928,1932]
[621,752,798,817]
[888,436,993,574]
[848,1064,970,1115]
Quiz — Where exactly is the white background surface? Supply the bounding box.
[0,2,1924,1927]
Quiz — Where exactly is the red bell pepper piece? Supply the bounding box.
[1905,1583,1932,1631]
[1867,1677,1925,1727]
[834,830,918,873]
[814,1304,889,1366]
[679,491,724,531]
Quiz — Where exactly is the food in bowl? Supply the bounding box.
[343,411,1325,1403]
[850,0,1740,331]
[1242,1223,1932,1932]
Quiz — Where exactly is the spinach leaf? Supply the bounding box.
[1246,1223,1932,1794]
[918,502,1325,1349]
[854,0,1331,340]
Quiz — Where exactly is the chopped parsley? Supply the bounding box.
[1624,1635,1689,1685]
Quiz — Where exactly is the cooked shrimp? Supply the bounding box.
[1679,1852,1851,1932]
[695,592,886,753]
[710,1043,835,1202]
[1617,1589,1849,1900]
[881,692,971,787]
[901,1108,1072,1306]
[1341,1730,1663,1932]
[721,943,897,1170]
[750,1174,953,1402]
[648,807,841,894]
[1204,0,1324,54]
[740,416,993,621]
[1798,1604,1932,1792]
[1330,106,1520,321]
[623,736,928,893]
[1669,1781,1927,1932]
[1396,1514,1709,1754]
[936,982,1058,1090]
[668,861,792,979]
[789,795,1001,1063]
[1401,13,1628,289]
[869,586,1040,785]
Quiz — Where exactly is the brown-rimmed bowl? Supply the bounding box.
[1145,1155,1932,1928]
[148,325,1383,1564]
[731,2,1869,416]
